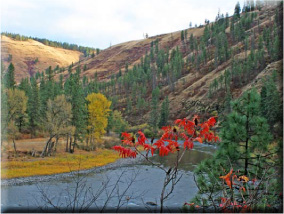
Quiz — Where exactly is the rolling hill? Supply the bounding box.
[1,35,83,82]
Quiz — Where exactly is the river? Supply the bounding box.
[1,141,216,212]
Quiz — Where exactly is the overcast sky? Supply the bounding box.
[1,0,238,49]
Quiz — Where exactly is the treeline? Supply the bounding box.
[1,32,100,57]
[1,62,129,157]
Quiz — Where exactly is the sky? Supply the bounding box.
[1,0,238,49]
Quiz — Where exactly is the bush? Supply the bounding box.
[103,136,120,149]
[143,128,154,138]
[127,123,149,133]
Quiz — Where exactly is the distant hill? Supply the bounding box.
[1,35,83,82]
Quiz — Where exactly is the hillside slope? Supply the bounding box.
[63,27,204,81]
[1,35,83,82]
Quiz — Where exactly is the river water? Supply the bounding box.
[1,142,216,212]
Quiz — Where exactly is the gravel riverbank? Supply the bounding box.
[1,154,145,187]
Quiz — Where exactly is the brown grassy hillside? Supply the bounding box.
[1,35,83,82]
[61,27,205,81]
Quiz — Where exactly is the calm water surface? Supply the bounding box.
[1,141,216,212]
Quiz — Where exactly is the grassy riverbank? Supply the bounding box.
[1,137,121,179]
[2,149,120,179]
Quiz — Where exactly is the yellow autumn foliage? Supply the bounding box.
[86,93,111,141]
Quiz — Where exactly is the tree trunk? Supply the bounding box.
[12,138,17,157]
[72,137,76,153]
[41,136,53,157]
[47,141,55,156]
[160,175,168,213]
[69,136,73,153]
[53,135,59,155]
[86,137,89,150]
[244,94,250,175]
[66,134,69,152]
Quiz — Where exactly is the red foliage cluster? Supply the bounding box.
[112,115,219,158]
[219,169,251,189]
[112,145,137,158]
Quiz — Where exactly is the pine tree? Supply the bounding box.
[260,75,282,129]
[149,87,160,130]
[111,110,129,134]
[28,77,40,137]
[273,35,280,61]
[126,97,132,114]
[192,89,279,209]
[1,80,8,140]
[234,2,241,18]
[181,30,184,42]
[64,70,87,143]
[159,96,170,128]
[5,63,16,89]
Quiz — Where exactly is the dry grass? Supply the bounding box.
[1,149,120,179]
[1,137,121,179]
[1,35,82,82]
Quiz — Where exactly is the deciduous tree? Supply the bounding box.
[86,93,111,150]
[41,94,74,157]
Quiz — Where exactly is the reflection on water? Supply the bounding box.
[2,142,216,212]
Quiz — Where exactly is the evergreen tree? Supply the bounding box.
[28,77,40,137]
[234,2,241,18]
[111,110,129,134]
[149,87,160,130]
[192,89,280,209]
[5,63,16,89]
[273,35,280,61]
[64,70,87,143]
[159,96,170,128]
[260,75,282,129]
[126,97,132,113]
[181,30,184,42]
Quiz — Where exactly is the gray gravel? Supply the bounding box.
[1,154,145,187]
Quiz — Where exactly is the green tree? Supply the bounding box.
[260,75,282,129]
[234,2,241,18]
[159,96,170,128]
[112,110,129,134]
[193,89,279,210]
[28,77,41,137]
[149,87,160,130]
[181,30,184,42]
[64,70,87,143]
[5,63,16,89]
